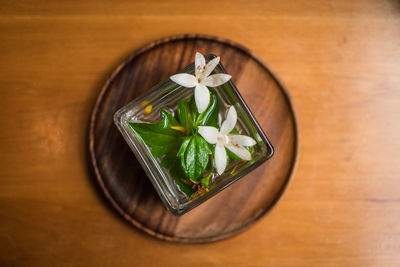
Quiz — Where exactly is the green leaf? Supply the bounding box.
[200,155,214,187]
[177,96,197,133]
[177,136,191,157]
[200,174,211,187]
[128,110,184,158]
[160,151,193,198]
[161,109,180,127]
[178,135,211,180]
[177,90,219,134]
[195,90,219,127]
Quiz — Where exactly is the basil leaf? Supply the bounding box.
[178,90,219,133]
[195,90,219,127]
[161,109,180,127]
[128,110,184,158]
[178,135,211,180]
[161,151,193,198]
[177,96,197,133]
[177,136,191,157]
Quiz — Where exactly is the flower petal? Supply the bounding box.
[215,143,227,175]
[230,135,256,146]
[195,52,206,77]
[198,126,218,144]
[170,73,197,88]
[203,74,231,87]
[225,143,252,161]
[203,56,220,77]
[194,84,210,113]
[220,106,237,134]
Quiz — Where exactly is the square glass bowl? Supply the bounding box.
[114,55,274,216]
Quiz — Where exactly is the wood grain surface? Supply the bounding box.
[89,35,296,242]
[1,0,400,266]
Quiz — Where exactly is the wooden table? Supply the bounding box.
[1,1,399,266]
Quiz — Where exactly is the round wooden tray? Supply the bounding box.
[89,34,298,243]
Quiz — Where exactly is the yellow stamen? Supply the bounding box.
[170,126,186,133]
[181,178,191,185]
[143,105,152,115]
[190,178,199,184]
[190,184,209,199]
[230,163,240,175]
[140,100,149,106]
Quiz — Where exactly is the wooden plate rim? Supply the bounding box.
[88,33,299,243]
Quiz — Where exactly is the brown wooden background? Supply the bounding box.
[1,0,400,266]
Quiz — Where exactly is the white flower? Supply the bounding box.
[198,106,256,175]
[170,52,232,113]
